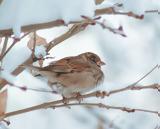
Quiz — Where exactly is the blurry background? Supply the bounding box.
[1,0,160,129]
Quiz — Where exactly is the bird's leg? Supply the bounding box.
[62,95,69,104]
[75,92,83,103]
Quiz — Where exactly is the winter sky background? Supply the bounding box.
[0,0,160,129]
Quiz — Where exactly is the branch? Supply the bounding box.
[0,32,30,61]
[0,20,65,37]
[1,100,160,120]
[31,31,36,60]
[0,37,8,58]
[50,103,160,116]
[95,7,144,19]
[9,84,58,94]
[145,9,160,15]
[46,20,92,51]
[1,83,160,119]
[0,6,143,37]
[107,83,160,96]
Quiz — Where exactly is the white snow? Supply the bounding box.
[34,45,47,58]
[0,70,16,84]
[96,0,123,12]
[0,37,31,85]
[1,38,31,72]
[0,122,9,129]
[0,0,96,37]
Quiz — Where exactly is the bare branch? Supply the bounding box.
[145,9,160,15]
[0,37,8,58]
[1,100,160,120]
[130,64,159,86]
[0,83,160,119]
[107,83,160,96]
[50,103,160,116]
[108,65,160,96]
[31,31,36,60]
[0,32,30,61]
[9,84,58,94]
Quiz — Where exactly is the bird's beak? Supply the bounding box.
[97,61,106,67]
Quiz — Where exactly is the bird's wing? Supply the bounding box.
[43,57,90,73]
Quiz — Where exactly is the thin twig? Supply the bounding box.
[107,65,160,96]
[0,32,30,61]
[107,84,160,96]
[1,83,160,119]
[129,64,159,86]
[50,103,160,116]
[46,20,93,51]
[31,31,36,60]
[145,9,160,14]
[0,37,8,70]
[9,84,58,94]
[95,7,144,19]
[1,100,160,120]
[0,37,8,57]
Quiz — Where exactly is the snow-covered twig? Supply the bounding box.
[0,6,143,37]
[95,7,144,19]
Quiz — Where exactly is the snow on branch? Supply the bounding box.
[0,4,143,37]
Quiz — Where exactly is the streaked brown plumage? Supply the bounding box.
[24,52,105,97]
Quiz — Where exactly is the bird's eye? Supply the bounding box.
[90,56,96,63]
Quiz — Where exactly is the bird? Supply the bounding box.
[23,52,105,97]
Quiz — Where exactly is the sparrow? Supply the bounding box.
[23,52,105,97]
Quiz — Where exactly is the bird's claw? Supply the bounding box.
[62,96,69,104]
[75,92,83,103]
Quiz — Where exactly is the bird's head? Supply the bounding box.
[79,52,105,67]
